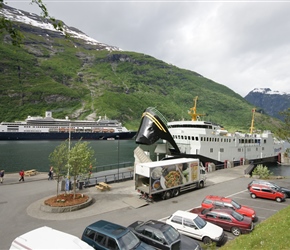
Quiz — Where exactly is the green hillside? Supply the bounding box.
[0,20,283,133]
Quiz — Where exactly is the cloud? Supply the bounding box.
[7,1,290,96]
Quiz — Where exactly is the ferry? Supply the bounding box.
[0,111,136,140]
[135,97,284,166]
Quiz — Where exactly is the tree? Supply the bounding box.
[0,0,64,46]
[278,108,290,143]
[49,140,69,197]
[68,140,95,198]
[49,139,95,198]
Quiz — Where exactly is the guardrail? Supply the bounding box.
[94,162,133,172]
[82,162,135,188]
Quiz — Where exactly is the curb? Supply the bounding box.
[40,196,93,213]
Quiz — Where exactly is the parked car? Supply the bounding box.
[128,220,202,250]
[81,220,155,250]
[10,226,94,250]
[249,183,286,202]
[201,195,256,221]
[190,207,254,236]
[248,180,290,198]
[166,210,226,245]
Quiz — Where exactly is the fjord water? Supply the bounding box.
[1,140,289,176]
[0,140,137,173]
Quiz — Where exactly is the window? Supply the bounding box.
[214,201,223,208]
[184,218,197,229]
[196,136,199,141]
[262,188,272,193]
[107,237,118,250]
[206,213,216,218]
[85,229,95,240]
[96,233,106,246]
[153,232,163,242]
[219,215,231,222]
[143,229,153,238]
[202,199,212,205]
[210,148,213,153]
[220,148,224,152]
[171,215,182,225]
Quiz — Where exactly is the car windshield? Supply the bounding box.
[193,216,207,229]
[118,230,141,250]
[162,226,180,244]
[231,200,241,209]
[231,211,244,221]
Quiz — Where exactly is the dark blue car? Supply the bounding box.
[82,220,154,250]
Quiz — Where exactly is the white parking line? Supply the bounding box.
[226,190,248,197]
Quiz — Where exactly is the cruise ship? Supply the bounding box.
[0,111,136,140]
[135,97,284,166]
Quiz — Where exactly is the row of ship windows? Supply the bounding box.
[173,135,266,144]
[210,147,265,153]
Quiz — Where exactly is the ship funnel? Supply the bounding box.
[135,108,180,154]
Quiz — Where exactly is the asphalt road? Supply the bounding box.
[1,169,290,249]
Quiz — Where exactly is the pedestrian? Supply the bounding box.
[48,166,53,180]
[19,170,25,182]
[0,170,4,183]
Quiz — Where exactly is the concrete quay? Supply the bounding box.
[1,164,249,220]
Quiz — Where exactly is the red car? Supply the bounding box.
[249,184,286,202]
[201,195,256,221]
[190,207,254,236]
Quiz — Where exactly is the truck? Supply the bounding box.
[135,157,206,201]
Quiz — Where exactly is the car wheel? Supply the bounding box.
[162,191,172,200]
[172,188,180,197]
[231,227,241,236]
[250,193,256,199]
[198,181,204,189]
[276,197,282,202]
[202,236,212,244]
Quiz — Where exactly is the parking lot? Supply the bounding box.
[156,176,290,244]
[1,168,289,249]
[219,187,289,241]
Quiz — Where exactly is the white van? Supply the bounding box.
[9,226,94,250]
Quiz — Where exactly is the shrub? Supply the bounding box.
[252,164,272,179]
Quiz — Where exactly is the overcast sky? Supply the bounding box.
[7,0,290,97]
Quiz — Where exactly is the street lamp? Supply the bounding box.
[116,135,120,181]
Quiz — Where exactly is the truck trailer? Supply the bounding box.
[135,158,206,201]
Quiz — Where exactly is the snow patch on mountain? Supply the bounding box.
[251,88,289,96]
[1,4,121,51]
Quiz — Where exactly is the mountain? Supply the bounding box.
[244,88,290,121]
[0,4,284,133]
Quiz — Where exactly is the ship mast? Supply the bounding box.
[188,96,205,121]
[250,108,256,134]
